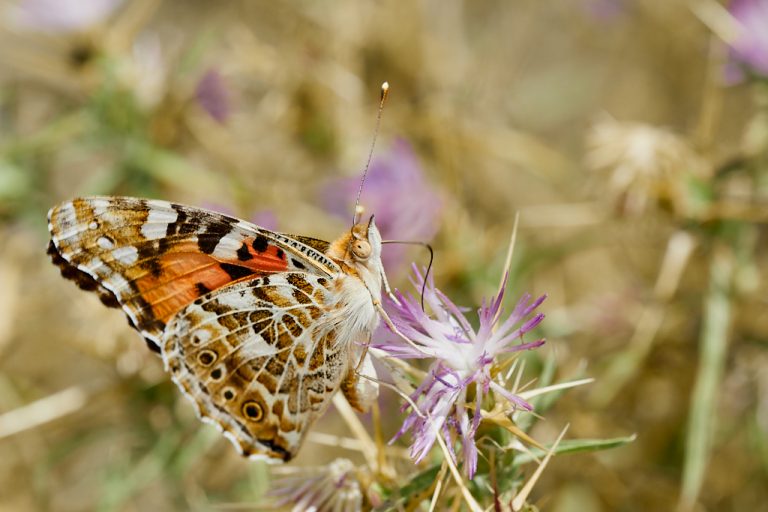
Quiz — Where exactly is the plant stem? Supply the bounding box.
[679,245,733,511]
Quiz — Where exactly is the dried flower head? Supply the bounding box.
[375,266,546,478]
[586,117,711,216]
[269,458,363,512]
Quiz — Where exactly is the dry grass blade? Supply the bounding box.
[428,461,449,512]
[511,423,569,511]
[688,0,742,44]
[0,385,89,440]
[332,393,385,475]
[434,429,483,512]
[517,378,594,401]
[493,215,519,326]
[592,229,695,406]
[305,431,406,459]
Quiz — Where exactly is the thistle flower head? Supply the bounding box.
[375,266,546,477]
[269,458,363,512]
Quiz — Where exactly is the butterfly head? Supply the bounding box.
[349,215,381,261]
[328,215,384,296]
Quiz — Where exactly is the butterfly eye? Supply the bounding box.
[351,240,371,260]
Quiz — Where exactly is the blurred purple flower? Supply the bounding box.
[584,0,627,22]
[251,210,278,231]
[728,0,768,80]
[324,139,442,271]
[195,68,231,124]
[375,266,546,478]
[11,0,122,33]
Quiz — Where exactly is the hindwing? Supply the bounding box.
[161,272,347,461]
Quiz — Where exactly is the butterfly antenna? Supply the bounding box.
[381,240,434,311]
[352,81,389,227]
[421,243,434,310]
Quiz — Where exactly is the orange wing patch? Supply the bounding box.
[134,240,290,324]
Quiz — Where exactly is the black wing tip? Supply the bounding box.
[47,239,122,308]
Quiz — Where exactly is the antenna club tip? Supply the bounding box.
[380,82,390,102]
[355,204,366,215]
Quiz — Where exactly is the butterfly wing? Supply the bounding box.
[47,197,340,348]
[162,272,347,461]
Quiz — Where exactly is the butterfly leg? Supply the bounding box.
[354,334,371,373]
[377,261,400,305]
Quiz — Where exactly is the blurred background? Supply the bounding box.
[1,0,767,510]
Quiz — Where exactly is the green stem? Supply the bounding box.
[679,245,733,511]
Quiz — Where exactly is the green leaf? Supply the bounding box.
[0,160,31,200]
[374,464,441,511]
[513,434,636,465]
[680,247,733,510]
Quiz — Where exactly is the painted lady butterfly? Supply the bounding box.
[47,196,386,462]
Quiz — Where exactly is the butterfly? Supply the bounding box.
[47,196,386,462]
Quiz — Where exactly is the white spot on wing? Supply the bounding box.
[140,224,167,240]
[238,337,280,358]
[85,256,107,275]
[192,329,212,344]
[97,236,115,250]
[107,273,130,293]
[148,207,179,224]
[141,207,178,240]
[90,198,109,216]
[215,284,269,310]
[212,236,242,259]
[51,202,81,243]
[111,245,139,265]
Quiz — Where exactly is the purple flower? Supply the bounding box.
[195,68,231,124]
[728,0,768,79]
[323,139,443,271]
[584,0,628,22]
[375,266,546,478]
[10,0,123,33]
[251,210,278,231]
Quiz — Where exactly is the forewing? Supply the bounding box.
[47,197,339,347]
[161,272,347,461]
